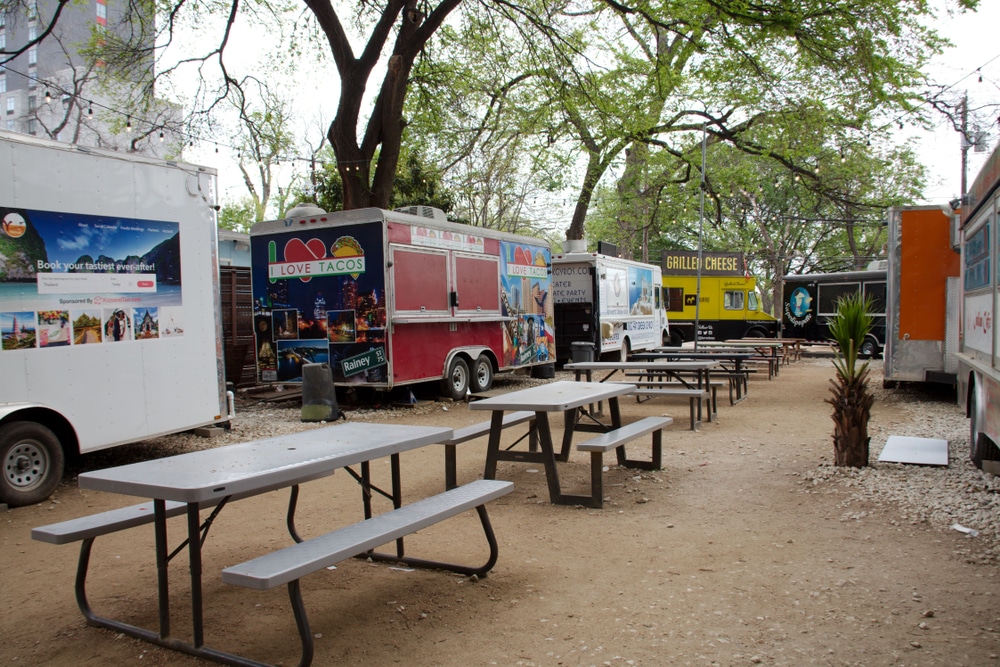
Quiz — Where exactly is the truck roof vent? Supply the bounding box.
[395,205,448,222]
[866,259,887,271]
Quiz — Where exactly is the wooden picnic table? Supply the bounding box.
[726,337,805,363]
[628,352,753,401]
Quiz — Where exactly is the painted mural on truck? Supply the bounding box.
[499,240,555,367]
[250,220,387,384]
[0,207,183,351]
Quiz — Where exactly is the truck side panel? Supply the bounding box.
[0,134,227,454]
[885,206,961,383]
[250,218,389,385]
[899,209,960,340]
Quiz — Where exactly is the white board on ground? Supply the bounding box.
[877,435,949,466]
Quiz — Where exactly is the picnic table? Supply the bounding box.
[726,337,805,363]
[629,351,754,402]
[469,380,669,508]
[32,422,513,667]
[562,360,721,429]
[690,340,784,378]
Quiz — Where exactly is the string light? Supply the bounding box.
[126,116,132,132]
[159,130,164,142]
[44,89,50,104]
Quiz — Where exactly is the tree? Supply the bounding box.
[408,0,974,244]
[228,86,300,224]
[826,291,877,467]
[293,145,455,215]
[19,0,981,235]
[218,197,257,233]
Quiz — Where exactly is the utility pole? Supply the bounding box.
[961,92,969,199]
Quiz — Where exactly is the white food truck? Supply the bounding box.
[551,250,669,362]
[0,132,233,506]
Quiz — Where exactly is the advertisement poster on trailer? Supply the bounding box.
[0,207,183,351]
[250,220,388,384]
[499,241,555,367]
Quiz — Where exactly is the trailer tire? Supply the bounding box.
[620,338,630,362]
[471,355,494,394]
[859,336,879,359]
[670,331,684,347]
[440,356,471,400]
[0,422,64,507]
[969,386,998,468]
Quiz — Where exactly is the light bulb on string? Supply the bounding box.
[44,90,50,104]
[126,117,132,132]
[159,131,164,143]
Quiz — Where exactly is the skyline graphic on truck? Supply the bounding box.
[1,207,183,351]
[499,241,554,367]
[251,222,387,384]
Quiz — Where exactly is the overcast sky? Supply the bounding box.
[912,2,1000,207]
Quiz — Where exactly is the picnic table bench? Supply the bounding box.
[574,415,672,507]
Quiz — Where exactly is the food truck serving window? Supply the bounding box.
[391,246,450,315]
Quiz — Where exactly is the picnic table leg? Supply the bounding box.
[391,453,405,558]
[186,503,205,647]
[559,409,578,461]
[483,410,505,480]
[154,499,171,638]
[533,415,567,504]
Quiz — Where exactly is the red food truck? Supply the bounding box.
[249,205,555,399]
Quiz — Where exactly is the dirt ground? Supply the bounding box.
[2,358,999,667]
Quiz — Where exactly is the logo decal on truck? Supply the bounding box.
[268,235,366,283]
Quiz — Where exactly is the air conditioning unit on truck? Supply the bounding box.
[551,250,669,362]
[0,132,233,507]
[248,206,555,399]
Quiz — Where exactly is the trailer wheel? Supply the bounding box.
[969,387,997,468]
[440,356,471,400]
[670,331,684,347]
[0,422,65,507]
[471,355,494,394]
[859,336,879,359]
[619,338,630,362]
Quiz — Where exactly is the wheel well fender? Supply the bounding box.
[0,406,78,456]
[442,347,492,376]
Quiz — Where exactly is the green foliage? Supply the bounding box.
[217,198,257,234]
[826,291,875,383]
[291,147,455,216]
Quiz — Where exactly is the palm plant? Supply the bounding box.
[825,291,876,467]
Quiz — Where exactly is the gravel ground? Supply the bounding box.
[807,359,1000,566]
[67,357,1000,566]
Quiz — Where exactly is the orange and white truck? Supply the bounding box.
[882,205,962,387]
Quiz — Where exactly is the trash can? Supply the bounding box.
[301,362,340,422]
[531,363,555,379]
[571,341,596,363]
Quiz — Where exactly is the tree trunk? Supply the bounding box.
[826,372,874,467]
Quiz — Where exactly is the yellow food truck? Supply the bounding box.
[661,250,778,345]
